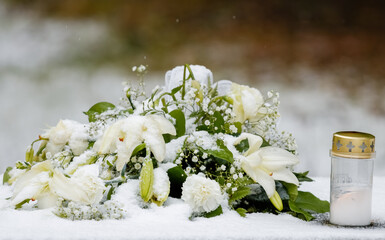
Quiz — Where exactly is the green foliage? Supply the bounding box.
[261,138,271,148]
[235,208,247,217]
[2,167,12,185]
[84,102,116,122]
[203,205,223,218]
[288,191,330,221]
[131,143,146,157]
[15,161,31,170]
[106,185,115,201]
[234,138,249,154]
[167,165,187,198]
[213,111,224,132]
[281,182,298,202]
[15,199,32,209]
[198,139,234,164]
[229,186,251,203]
[294,171,314,182]
[169,109,186,137]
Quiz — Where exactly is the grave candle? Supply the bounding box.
[330,131,375,226]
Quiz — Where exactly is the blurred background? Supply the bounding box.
[0,0,384,176]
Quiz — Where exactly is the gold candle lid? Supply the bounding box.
[331,131,375,159]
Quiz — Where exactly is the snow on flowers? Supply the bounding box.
[2,64,329,221]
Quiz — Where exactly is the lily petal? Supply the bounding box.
[12,161,52,196]
[148,115,176,136]
[271,168,299,186]
[98,120,125,154]
[250,168,276,198]
[11,172,50,206]
[234,133,263,156]
[142,123,166,162]
[115,136,142,171]
[258,147,299,171]
[50,169,90,204]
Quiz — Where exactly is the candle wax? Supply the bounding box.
[330,187,372,226]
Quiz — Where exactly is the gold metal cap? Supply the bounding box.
[331,131,375,159]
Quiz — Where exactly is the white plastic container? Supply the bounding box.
[330,131,375,226]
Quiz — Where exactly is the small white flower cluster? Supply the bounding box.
[54,198,125,221]
[247,90,298,154]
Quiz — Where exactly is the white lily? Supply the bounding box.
[11,161,57,209]
[165,65,213,92]
[50,164,105,205]
[234,133,299,199]
[98,115,176,171]
[11,161,105,208]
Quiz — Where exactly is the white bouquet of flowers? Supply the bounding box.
[3,64,329,221]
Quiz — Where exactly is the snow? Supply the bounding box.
[1,177,384,239]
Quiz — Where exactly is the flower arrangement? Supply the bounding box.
[3,64,329,221]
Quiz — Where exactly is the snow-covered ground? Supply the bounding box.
[0,1,384,177]
[1,177,384,239]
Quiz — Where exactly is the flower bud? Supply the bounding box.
[269,191,283,211]
[139,158,154,202]
[25,146,34,163]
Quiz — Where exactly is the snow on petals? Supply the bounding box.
[11,161,106,208]
[234,133,299,198]
[181,174,223,213]
[50,164,105,205]
[97,115,176,171]
[42,120,89,155]
[165,65,213,92]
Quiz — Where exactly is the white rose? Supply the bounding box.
[216,81,266,123]
[181,174,223,213]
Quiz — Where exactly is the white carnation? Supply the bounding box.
[181,174,223,213]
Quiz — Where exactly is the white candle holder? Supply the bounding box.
[330,131,375,226]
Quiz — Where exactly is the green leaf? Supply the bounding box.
[294,191,330,214]
[232,122,242,135]
[15,199,32,209]
[288,200,314,221]
[235,208,247,217]
[167,166,187,198]
[213,111,224,133]
[171,85,183,95]
[234,139,249,154]
[169,109,186,137]
[229,186,251,203]
[84,102,116,122]
[2,167,12,185]
[294,171,314,182]
[203,205,223,218]
[106,185,115,201]
[199,139,234,164]
[261,138,271,148]
[281,182,298,202]
[132,143,146,157]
